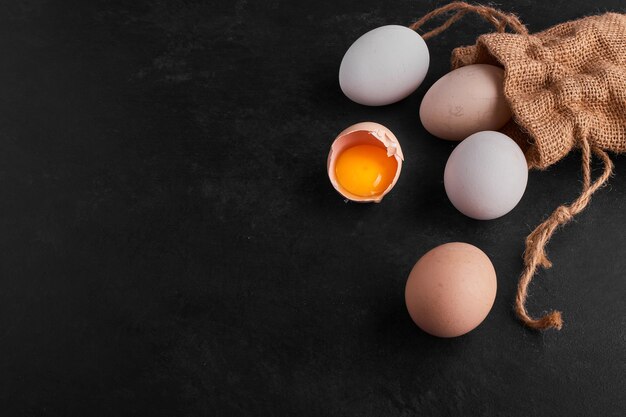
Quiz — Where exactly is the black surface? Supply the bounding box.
[1,1,625,415]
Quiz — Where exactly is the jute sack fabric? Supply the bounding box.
[410,3,626,330]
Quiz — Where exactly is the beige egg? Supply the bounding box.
[419,64,512,141]
[327,122,404,203]
[405,242,497,337]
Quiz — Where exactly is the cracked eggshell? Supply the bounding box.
[327,122,404,203]
[419,64,512,141]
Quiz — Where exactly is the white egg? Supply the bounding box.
[444,131,528,220]
[339,25,429,106]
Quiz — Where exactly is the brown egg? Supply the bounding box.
[405,242,497,337]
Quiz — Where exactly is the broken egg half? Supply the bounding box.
[327,122,404,202]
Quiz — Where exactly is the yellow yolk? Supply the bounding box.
[334,144,398,197]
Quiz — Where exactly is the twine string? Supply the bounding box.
[514,139,613,330]
[409,1,528,40]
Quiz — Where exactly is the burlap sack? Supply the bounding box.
[411,3,626,330]
[451,11,626,169]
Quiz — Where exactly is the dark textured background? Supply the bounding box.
[1,0,625,415]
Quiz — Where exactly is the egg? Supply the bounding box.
[444,131,528,220]
[419,64,511,140]
[405,242,497,338]
[327,122,403,202]
[339,25,429,106]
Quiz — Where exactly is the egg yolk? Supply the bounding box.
[334,144,398,197]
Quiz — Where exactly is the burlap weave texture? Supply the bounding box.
[451,12,626,169]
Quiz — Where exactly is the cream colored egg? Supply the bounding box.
[419,64,511,141]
